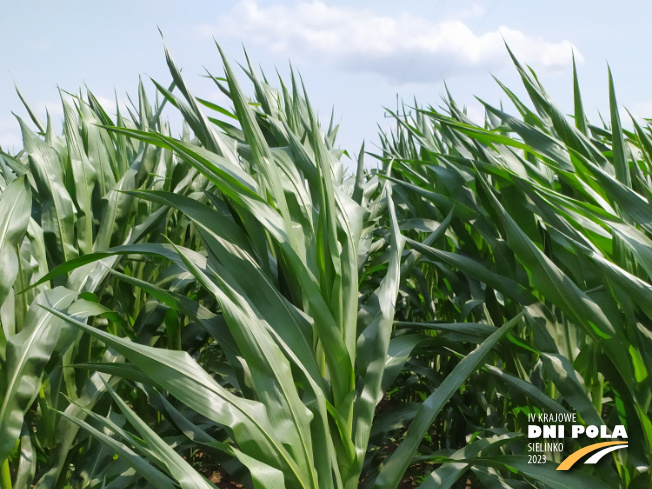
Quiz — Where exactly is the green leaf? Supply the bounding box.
[0,287,77,464]
[57,410,177,489]
[373,312,524,489]
[43,305,310,489]
[0,176,31,309]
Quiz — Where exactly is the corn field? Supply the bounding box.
[0,44,650,489]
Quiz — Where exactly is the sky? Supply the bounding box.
[2,1,652,162]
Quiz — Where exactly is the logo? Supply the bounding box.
[526,412,628,469]
[556,441,628,470]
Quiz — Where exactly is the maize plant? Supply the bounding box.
[379,49,652,487]
[0,41,649,489]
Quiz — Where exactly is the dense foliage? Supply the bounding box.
[0,45,649,488]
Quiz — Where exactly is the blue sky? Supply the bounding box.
[2,1,652,158]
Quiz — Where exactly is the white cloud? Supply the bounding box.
[202,1,583,84]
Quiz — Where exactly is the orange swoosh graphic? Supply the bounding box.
[557,441,628,470]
